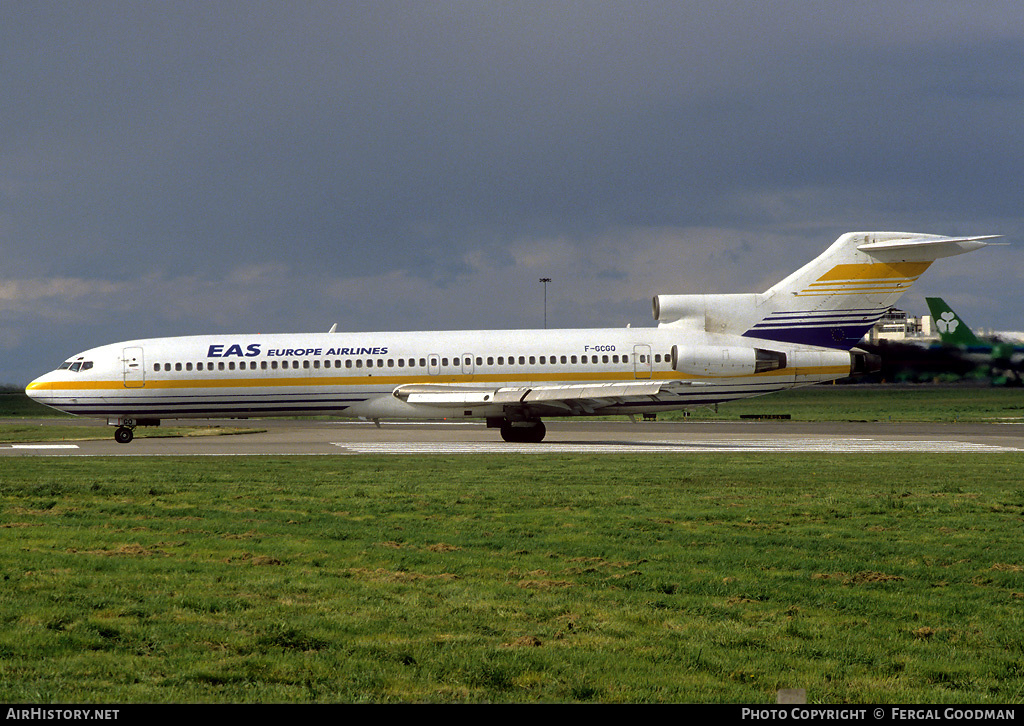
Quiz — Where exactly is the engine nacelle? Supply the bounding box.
[672,344,787,376]
[850,347,882,374]
[653,293,763,332]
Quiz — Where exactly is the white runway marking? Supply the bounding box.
[332,439,1020,454]
[6,444,81,449]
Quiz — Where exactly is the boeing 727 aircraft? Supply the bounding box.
[26,231,995,443]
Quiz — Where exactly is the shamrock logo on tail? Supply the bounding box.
[936,311,959,334]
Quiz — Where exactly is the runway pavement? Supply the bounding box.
[3,417,1024,456]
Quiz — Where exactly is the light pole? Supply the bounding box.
[539,278,551,329]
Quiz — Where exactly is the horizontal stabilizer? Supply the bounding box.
[857,234,1001,260]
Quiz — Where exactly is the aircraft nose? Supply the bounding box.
[25,377,43,400]
[25,373,57,405]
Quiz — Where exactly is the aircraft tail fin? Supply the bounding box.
[924,297,984,346]
[654,232,997,349]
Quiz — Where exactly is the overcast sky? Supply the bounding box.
[3,1,1023,385]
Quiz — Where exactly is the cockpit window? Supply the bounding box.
[61,360,94,373]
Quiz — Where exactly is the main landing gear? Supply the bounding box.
[498,419,547,443]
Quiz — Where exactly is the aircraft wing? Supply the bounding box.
[392,380,699,414]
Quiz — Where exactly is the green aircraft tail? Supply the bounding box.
[924,297,983,346]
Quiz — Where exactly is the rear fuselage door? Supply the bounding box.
[633,344,653,379]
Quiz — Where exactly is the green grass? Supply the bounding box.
[2,455,1023,703]
[661,384,1024,423]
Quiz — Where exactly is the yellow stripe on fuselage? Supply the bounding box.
[26,364,844,395]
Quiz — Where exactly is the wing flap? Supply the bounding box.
[393,380,696,407]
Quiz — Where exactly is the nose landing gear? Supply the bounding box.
[109,418,159,444]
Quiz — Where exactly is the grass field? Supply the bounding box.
[667,384,1024,423]
[2,455,1023,703]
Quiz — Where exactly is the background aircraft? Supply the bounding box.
[925,297,1024,385]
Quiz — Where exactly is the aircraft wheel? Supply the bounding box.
[522,421,546,443]
[114,426,134,444]
[500,421,546,443]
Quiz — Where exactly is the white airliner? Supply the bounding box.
[26,231,995,443]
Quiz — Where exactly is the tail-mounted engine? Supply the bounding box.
[671,344,787,376]
[850,347,882,375]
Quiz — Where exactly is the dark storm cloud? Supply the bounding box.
[3,1,1023,384]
